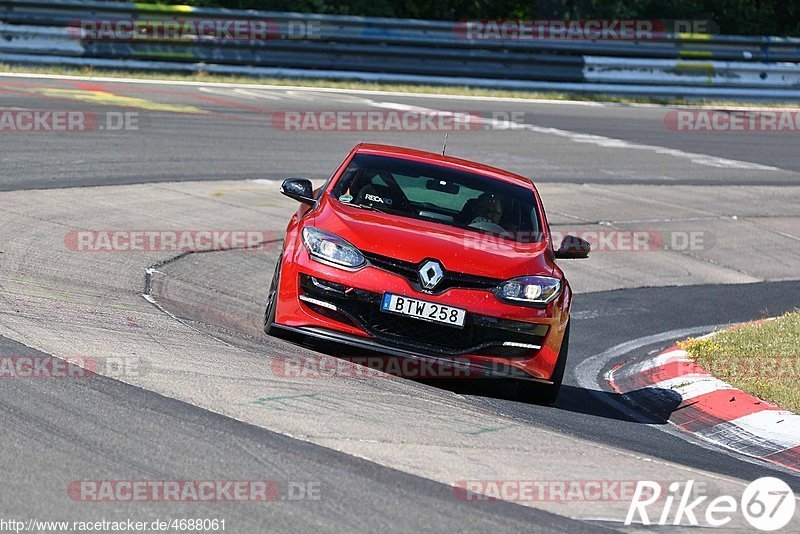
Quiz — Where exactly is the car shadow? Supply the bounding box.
[413,378,682,424]
[553,384,682,424]
[305,338,682,425]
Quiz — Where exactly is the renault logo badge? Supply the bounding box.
[418,260,444,290]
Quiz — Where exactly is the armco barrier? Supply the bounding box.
[1,0,799,100]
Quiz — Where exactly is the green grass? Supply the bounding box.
[1,63,797,108]
[680,311,800,412]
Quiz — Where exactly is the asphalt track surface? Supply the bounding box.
[1,73,799,191]
[1,73,800,532]
[0,335,599,533]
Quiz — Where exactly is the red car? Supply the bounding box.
[264,143,589,404]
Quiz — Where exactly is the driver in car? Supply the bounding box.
[469,193,506,234]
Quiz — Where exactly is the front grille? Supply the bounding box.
[362,251,501,294]
[299,274,547,358]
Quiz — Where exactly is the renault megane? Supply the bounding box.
[264,143,590,404]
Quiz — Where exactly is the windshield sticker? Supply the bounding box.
[365,194,393,205]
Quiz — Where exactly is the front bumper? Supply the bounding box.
[273,322,554,383]
[275,248,569,380]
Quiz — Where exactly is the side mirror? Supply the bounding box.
[280,178,315,204]
[554,235,590,259]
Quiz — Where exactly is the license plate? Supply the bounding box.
[380,293,466,328]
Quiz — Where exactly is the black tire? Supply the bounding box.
[517,322,569,405]
[263,255,304,343]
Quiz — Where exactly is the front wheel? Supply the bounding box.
[517,322,569,405]
[263,255,304,343]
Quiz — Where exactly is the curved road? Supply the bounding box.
[1,73,800,532]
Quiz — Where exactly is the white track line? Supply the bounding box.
[371,101,781,171]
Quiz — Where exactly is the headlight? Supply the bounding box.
[302,227,365,269]
[495,276,561,306]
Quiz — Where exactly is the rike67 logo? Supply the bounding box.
[626,477,795,531]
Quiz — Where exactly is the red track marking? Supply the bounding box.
[608,336,800,472]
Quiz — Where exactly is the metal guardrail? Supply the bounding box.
[1,0,799,100]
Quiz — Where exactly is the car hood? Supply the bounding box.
[313,198,553,279]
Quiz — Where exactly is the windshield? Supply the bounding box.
[331,154,543,242]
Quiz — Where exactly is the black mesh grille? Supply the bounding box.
[299,274,547,357]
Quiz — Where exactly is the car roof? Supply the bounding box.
[354,143,535,189]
